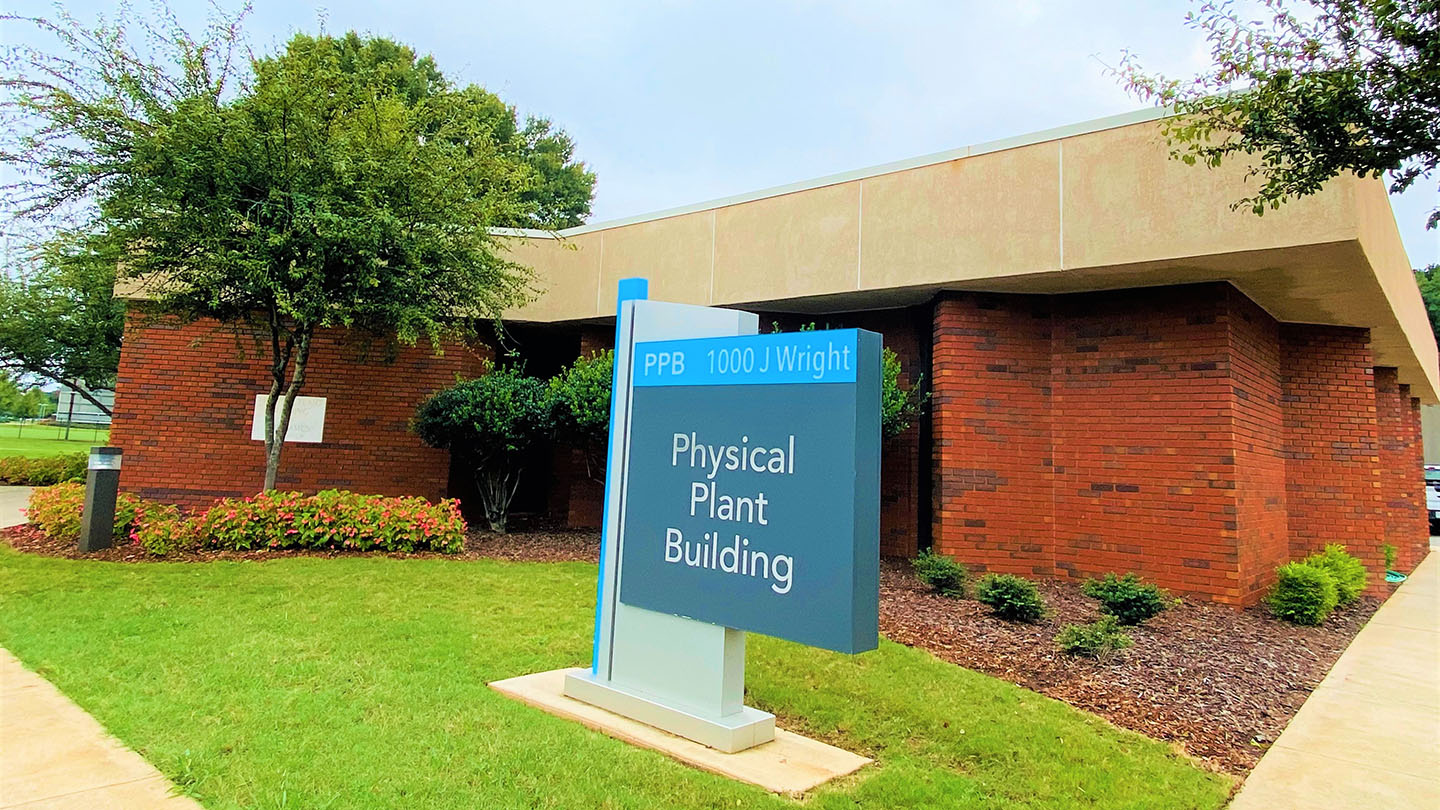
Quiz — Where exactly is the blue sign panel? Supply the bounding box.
[617,328,881,654]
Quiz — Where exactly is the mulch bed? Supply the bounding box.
[879,560,1382,775]
[4,523,1378,775]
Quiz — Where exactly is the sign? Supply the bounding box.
[617,329,881,654]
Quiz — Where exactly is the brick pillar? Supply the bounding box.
[1376,369,1429,573]
[1280,326,1384,575]
[930,293,1054,576]
[1051,285,1246,603]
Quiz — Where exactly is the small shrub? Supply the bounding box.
[0,453,86,486]
[1268,561,1339,625]
[1382,543,1398,571]
[197,490,466,553]
[974,573,1048,622]
[1081,572,1171,625]
[1056,615,1133,660]
[1309,544,1368,604]
[129,502,200,555]
[912,550,969,597]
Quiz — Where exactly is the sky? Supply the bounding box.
[4,0,1437,265]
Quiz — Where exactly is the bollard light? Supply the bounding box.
[79,447,122,553]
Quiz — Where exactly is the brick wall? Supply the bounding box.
[1279,326,1385,576]
[112,311,490,509]
[926,283,1426,605]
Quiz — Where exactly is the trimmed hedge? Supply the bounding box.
[974,573,1048,622]
[1268,561,1339,625]
[0,453,86,486]
[24,485,467,555]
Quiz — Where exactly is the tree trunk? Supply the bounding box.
[261,321,312,492]
[475,466,521,533]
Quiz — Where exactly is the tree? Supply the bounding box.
[0,373,52,419]
[548,349,613,481]
[0,236,124,415]
[2,8,596,489]
[1117,0,1439,229]
[413,365,552,533]
[1415,263,1440,343]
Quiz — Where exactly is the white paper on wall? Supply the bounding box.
[250,395,326,443]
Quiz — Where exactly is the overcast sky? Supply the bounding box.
[5,0,1437,265]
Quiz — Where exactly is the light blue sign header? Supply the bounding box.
[634,329,860,387]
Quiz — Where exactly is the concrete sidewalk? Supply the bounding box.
[1,487,201,808]
[1229,552,1440,809]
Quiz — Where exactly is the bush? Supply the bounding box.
[197,490,465,553]
[548,350,613,481]
[1382,543,1398,571]
[129,502,199,555]
[974,574,1048,622]
[1268,561,1339,625]
[1081,572,1171,625]
[1056,616,1133,660]
[26,483,152,544]
[1309,544,1368,604]
[912,550,968,597]
[0,453,87,485]
[413,364,552,533]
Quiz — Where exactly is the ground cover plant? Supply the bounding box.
[1056,616,1133,660]
[974,573,1048,622]
[0,543,1231,809]
[1081,572,1171,625]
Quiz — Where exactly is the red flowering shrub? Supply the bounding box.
[26,483,155,544]
[25,486,465,556]
[196,490,465,553]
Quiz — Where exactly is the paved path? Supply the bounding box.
[0,486,202,809]
[0,487,30,529]
[1229,551,1440,809]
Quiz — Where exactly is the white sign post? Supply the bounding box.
[563,278,777,753]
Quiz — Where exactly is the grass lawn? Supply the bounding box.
[0,547,1232,809]
[0,423,109,457]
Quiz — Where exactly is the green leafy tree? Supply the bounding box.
[0,236,123,415]
[1415,263,1440,343]
[1117,0,1439,229]
[548,349,613,481]
[413,365,552,533]
[2,8,595,489]
[0,373,52,419]
[773,321,927,440]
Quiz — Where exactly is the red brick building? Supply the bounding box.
[113,111,1435,605]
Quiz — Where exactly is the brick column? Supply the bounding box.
[930,293,1054,576]
[1280,326,1384,574]
[1376,369,1429,573]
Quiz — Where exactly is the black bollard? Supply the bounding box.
[79,447,123,553]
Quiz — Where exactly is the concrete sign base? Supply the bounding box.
[563,668,775,754]
[494,668,870,794]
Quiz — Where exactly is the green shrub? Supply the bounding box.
[912,550,968,597]
[129,502,199,555]
[1081,572,1171,625]
[548,350,613,481]
[0,453,87,485]
[1056,615,1133,660]
[974,573,1048,622]
[1309,544,1368,604]
[198,490,466,553]
[1268,561,1339,625]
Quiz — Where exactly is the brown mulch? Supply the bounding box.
[879,559,1382,775]
[4,523,1374,775]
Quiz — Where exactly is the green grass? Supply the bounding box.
[0,423,109,457]
[0,547,1231,809]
